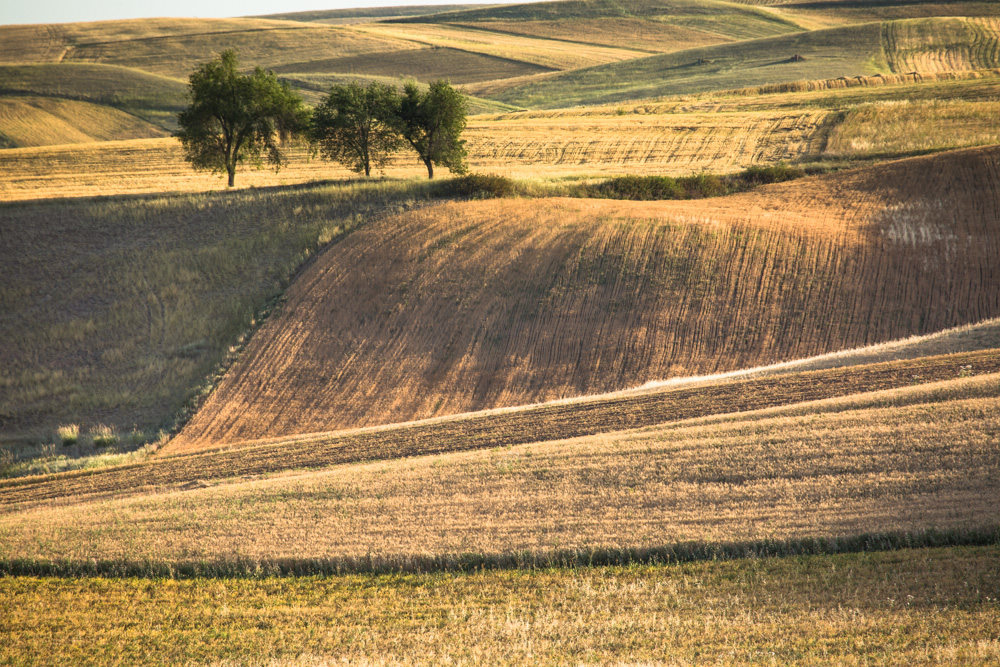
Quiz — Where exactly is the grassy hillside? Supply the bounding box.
[473,17,1000,108]
[258,4,482,23]
[167,147,1000,445]
[0,63,186,130]
[9,381,1000,567]
[0,96,165,148]
[7,70,999,196]
[3,5,1000,662]
[3,349,995,501]
[62,23,413,80]
[0,181,445,450]
[0,107,830,200]
[2,146,997,448]
[3,546,998,663]
[766,1,1000,30]
[0,18,416,75]
[349,21,649,70]
[394,0,806,42]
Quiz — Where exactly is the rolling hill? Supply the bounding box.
[470,17,1000,108]
[170,146,1000,448]
[0,96,164,148]
[3,2,1000,661]
[390,0,807,42]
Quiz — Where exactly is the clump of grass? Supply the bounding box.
[0,428,167,479]
[736,163,805,187]
[55,424,79,447]
[90,425,118,450]
[438,173,521,199]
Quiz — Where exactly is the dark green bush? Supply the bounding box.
[441,173,519,199]
[680,172,727,198]
[736,163,805,187]
[584,163,811,201]
[586,175,684,200]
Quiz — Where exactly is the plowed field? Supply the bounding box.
[169,147,1000,447]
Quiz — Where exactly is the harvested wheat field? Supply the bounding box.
[0,109,831,200]
[4,349,997,509]
[0,96,165,148]
[4,546,998,664]
[2,367,998,569]
[169,147,1000,448]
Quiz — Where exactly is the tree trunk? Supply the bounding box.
[227,167,235,188]
[425,158,434,179]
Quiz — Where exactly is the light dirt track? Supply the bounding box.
[169,146,1000,450]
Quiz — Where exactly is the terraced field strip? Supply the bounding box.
[882,17,1000,74]
[272,46,553,85]
[465,109,831,173]
[450,18,731,53]
[1,349,996,509]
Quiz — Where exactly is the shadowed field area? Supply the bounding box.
[0,181,439,448]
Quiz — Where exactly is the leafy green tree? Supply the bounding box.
[397,80,468,179]
[310,81,402,177]
[176,50,308,187]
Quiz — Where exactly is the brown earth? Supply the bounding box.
[168,146,1000,450]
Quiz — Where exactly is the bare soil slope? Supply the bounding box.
[171,146,1000,449]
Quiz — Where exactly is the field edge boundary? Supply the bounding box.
[2,525,997,579]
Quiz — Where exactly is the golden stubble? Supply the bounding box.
[2,386,998,564]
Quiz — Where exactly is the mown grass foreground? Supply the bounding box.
[2,546,998,664]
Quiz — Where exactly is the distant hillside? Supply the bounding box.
[473,17,1000,108]
[392,0,806,40]
[0,63,186,132]
[759,0,1000,30]
[173,146,1000,447]
[0,96,165,148]
[257,4,485,23]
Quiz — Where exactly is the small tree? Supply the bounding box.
[176,50,308,187]
[397,80,468,179]
[310,81,402,177]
